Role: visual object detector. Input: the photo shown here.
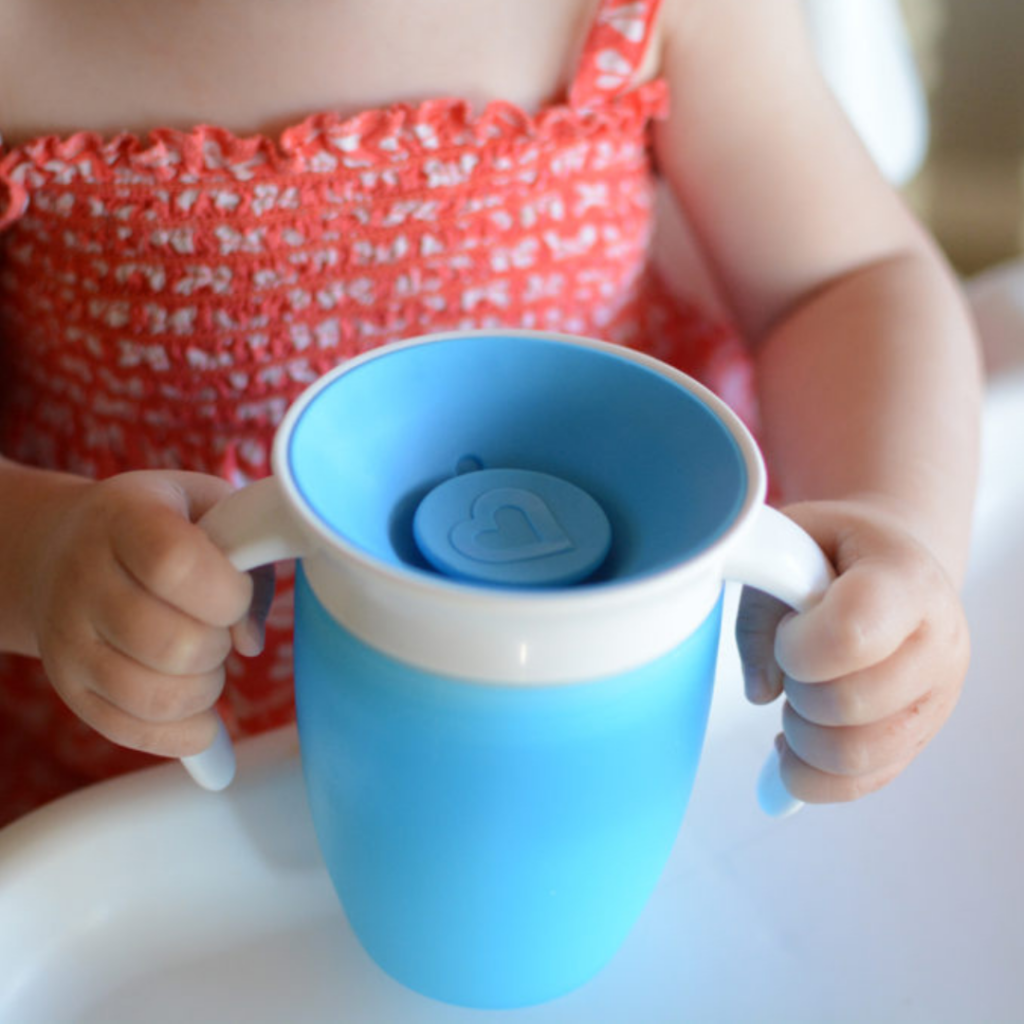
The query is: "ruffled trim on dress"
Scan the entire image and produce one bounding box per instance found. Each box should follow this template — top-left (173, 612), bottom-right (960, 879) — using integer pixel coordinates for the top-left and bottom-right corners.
top-left (0, 84), bottom-right (668, 231)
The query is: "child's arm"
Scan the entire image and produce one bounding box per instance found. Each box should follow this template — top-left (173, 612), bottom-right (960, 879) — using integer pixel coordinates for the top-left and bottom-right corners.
top-left (654, 0), bottom-right (982, 802)
top-left (0, 458), bottom-right (266, 757)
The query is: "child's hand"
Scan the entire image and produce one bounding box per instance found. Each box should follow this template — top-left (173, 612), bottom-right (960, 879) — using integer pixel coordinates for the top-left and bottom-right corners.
top-left (25, 471), bottom-right (273, 758)
top-left (736, 500), bottom-right (970, 803)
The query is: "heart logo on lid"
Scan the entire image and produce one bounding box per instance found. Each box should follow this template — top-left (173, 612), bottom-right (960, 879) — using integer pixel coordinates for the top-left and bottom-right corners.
top-left (449, 487), bottom-right (575, 564)
top-left (413, 467), bottom-right (612, 587)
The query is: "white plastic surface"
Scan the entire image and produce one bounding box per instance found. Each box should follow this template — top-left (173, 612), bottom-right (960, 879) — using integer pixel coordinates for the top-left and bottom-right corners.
top-left (183, 332), bottom-right (784, 793)
top-left (7, 303), bottom-right (1014, 1021)
top-left (261, 332), bottom-right (771, 688)
top-left (1, 360), bottom-right (1021, 1022)
top-left (199, 476), bottom-right (314, 575)
top-left (755, 746), bottom-right (803, 821)
top-left (724, 504), bottom-right (834, 616)
top-left (5, 357), bottom-right (1022, 1024)
top-left (178, 717), bottom-right (236, 792)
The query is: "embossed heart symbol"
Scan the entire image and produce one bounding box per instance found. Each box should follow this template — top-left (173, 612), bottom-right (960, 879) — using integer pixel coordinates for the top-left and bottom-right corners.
top-left (449, 487), bottom-right (575, 564)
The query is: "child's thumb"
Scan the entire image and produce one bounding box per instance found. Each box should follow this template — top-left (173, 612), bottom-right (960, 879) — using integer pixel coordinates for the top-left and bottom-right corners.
top-left (232, 563), bottom-right (276, 657)
top-left (735, 586), bottom-right (789, 704)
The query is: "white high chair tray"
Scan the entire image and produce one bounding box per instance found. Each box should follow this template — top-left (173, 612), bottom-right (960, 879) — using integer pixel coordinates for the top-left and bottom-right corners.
top-left (1, 373), bottom-right (1023, 1024)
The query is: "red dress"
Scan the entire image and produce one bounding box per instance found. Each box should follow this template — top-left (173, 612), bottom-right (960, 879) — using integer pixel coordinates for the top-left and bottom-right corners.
top-left (0, 0), bottom-right (753, 825)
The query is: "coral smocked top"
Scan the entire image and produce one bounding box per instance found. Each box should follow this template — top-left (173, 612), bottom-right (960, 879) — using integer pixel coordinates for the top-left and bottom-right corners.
top-left (0, 0), bottom-right (752, 821)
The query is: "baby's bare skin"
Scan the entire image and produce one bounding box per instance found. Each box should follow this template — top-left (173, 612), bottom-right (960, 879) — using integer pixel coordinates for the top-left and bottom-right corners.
top-left (8, 469), bottom-right (269, 755)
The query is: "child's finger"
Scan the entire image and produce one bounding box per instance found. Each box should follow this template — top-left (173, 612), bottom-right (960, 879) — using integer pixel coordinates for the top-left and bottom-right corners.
top-left (91, 660), bottom-right (227, 726)
top-left (230, 563), bottom-right (276, 657)
top-left (43, 637), bottom-right (224, 756)
top-left (74, 689), bottom-right (223, 758)
top-left (45, 630), bottom-right (226, 727)
top-left (781, 629), bottom-right (935, 726)
top-left (95, 565), bottom-right (234, 676)
top-left (780, 693), bottom-right (948, 779)
top-left (111, 498), bottom-right (253, 629)
top-left (775, 733), bottom-right (913, 804)
top-left (735, 586), bottom-right (788, 703)
top-left (774, 555), bottom-right (930, 683)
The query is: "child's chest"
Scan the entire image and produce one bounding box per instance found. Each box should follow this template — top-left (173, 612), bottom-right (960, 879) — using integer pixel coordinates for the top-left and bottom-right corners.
top-left (0, 0), bottom-right (603, 147)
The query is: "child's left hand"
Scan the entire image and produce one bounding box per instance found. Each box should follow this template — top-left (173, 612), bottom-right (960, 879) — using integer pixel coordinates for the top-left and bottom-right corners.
top-left (736, 499), bottom-right (970, 803)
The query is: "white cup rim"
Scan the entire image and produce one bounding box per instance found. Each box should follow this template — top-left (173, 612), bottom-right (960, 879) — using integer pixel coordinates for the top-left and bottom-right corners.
top-left (272, 328), bottom-right (766, 610)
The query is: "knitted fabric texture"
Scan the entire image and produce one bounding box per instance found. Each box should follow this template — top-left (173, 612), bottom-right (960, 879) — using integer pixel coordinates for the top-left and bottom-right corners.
top-left (0, 0), bottom-right (753, 823)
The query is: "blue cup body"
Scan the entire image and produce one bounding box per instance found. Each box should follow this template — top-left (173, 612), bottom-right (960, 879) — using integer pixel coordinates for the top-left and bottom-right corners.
top-left (295, 568), bottom-right (723, 1009)
top-left (275, 332), bottom-right (757, 1008)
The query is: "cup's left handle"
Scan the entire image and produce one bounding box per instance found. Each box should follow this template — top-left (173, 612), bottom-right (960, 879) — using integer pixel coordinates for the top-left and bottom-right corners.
top-left (180, 477), bottom-right (313, 791)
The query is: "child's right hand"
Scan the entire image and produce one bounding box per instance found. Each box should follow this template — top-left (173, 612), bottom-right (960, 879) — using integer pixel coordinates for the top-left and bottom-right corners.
top-left (24, 470), bottom-right (270, 758)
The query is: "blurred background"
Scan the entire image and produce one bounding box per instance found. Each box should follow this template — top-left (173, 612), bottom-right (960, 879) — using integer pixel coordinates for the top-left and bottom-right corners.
top-left (804, 0), bottom-right (1023, 275)
top-left (661, 0), bottom-right (1024, 351)
top-left (901, 0), bottom-right (1024, 274)
top-left (800, 0), bottom-right (1024, 376)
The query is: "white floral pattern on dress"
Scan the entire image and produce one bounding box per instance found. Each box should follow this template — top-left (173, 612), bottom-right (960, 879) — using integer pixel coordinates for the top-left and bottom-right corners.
top-left (0, 0), bottom-right (755, 823)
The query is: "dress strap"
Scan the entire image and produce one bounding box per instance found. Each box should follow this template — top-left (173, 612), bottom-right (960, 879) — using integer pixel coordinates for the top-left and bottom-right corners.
top-left (568, 0), bottom-right (665, 110)
top-left (0, 133), bottom-right (31, 232)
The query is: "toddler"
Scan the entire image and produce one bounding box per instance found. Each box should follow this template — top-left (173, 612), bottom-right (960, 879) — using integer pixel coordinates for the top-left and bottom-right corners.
top-left (0, 0), bottom-right (980, 825)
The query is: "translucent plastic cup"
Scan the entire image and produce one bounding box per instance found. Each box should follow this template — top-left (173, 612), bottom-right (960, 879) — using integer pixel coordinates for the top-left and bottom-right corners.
top-left (193, 331), bottom-right (833, 1008)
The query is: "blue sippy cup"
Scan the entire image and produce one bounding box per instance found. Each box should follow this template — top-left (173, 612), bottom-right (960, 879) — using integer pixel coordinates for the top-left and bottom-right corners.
top-left (193, 331), bottom-right (833, 1009)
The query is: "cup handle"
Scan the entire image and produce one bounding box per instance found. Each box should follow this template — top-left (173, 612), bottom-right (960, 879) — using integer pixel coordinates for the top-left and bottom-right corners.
top-left (180, 477), bottom-right (313, 791)
top-left (722, 504), bottom-right (836, 817)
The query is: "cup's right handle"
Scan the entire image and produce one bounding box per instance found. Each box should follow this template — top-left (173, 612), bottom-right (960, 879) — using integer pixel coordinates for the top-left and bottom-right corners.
top-left (722, 504), bottom-right (836, 817)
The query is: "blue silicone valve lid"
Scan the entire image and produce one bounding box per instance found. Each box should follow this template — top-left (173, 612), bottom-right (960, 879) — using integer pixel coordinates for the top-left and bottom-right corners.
top-left (413, 468), bottom-right (612, 588)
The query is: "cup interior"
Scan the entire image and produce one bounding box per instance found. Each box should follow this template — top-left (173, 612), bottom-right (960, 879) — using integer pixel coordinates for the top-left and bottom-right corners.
top-left (285, 334), bottom-right (750, 587)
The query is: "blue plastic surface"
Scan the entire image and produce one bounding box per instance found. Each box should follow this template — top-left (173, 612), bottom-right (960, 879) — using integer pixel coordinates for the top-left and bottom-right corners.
top-left (285, 335), bottom-right (750, 1007)
top-left (294, 567), bottom-right (724, 1009)
top-left (287, 335), bottom-right (748, 587)
top-left (413, 468), bottom-right (612, 587)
